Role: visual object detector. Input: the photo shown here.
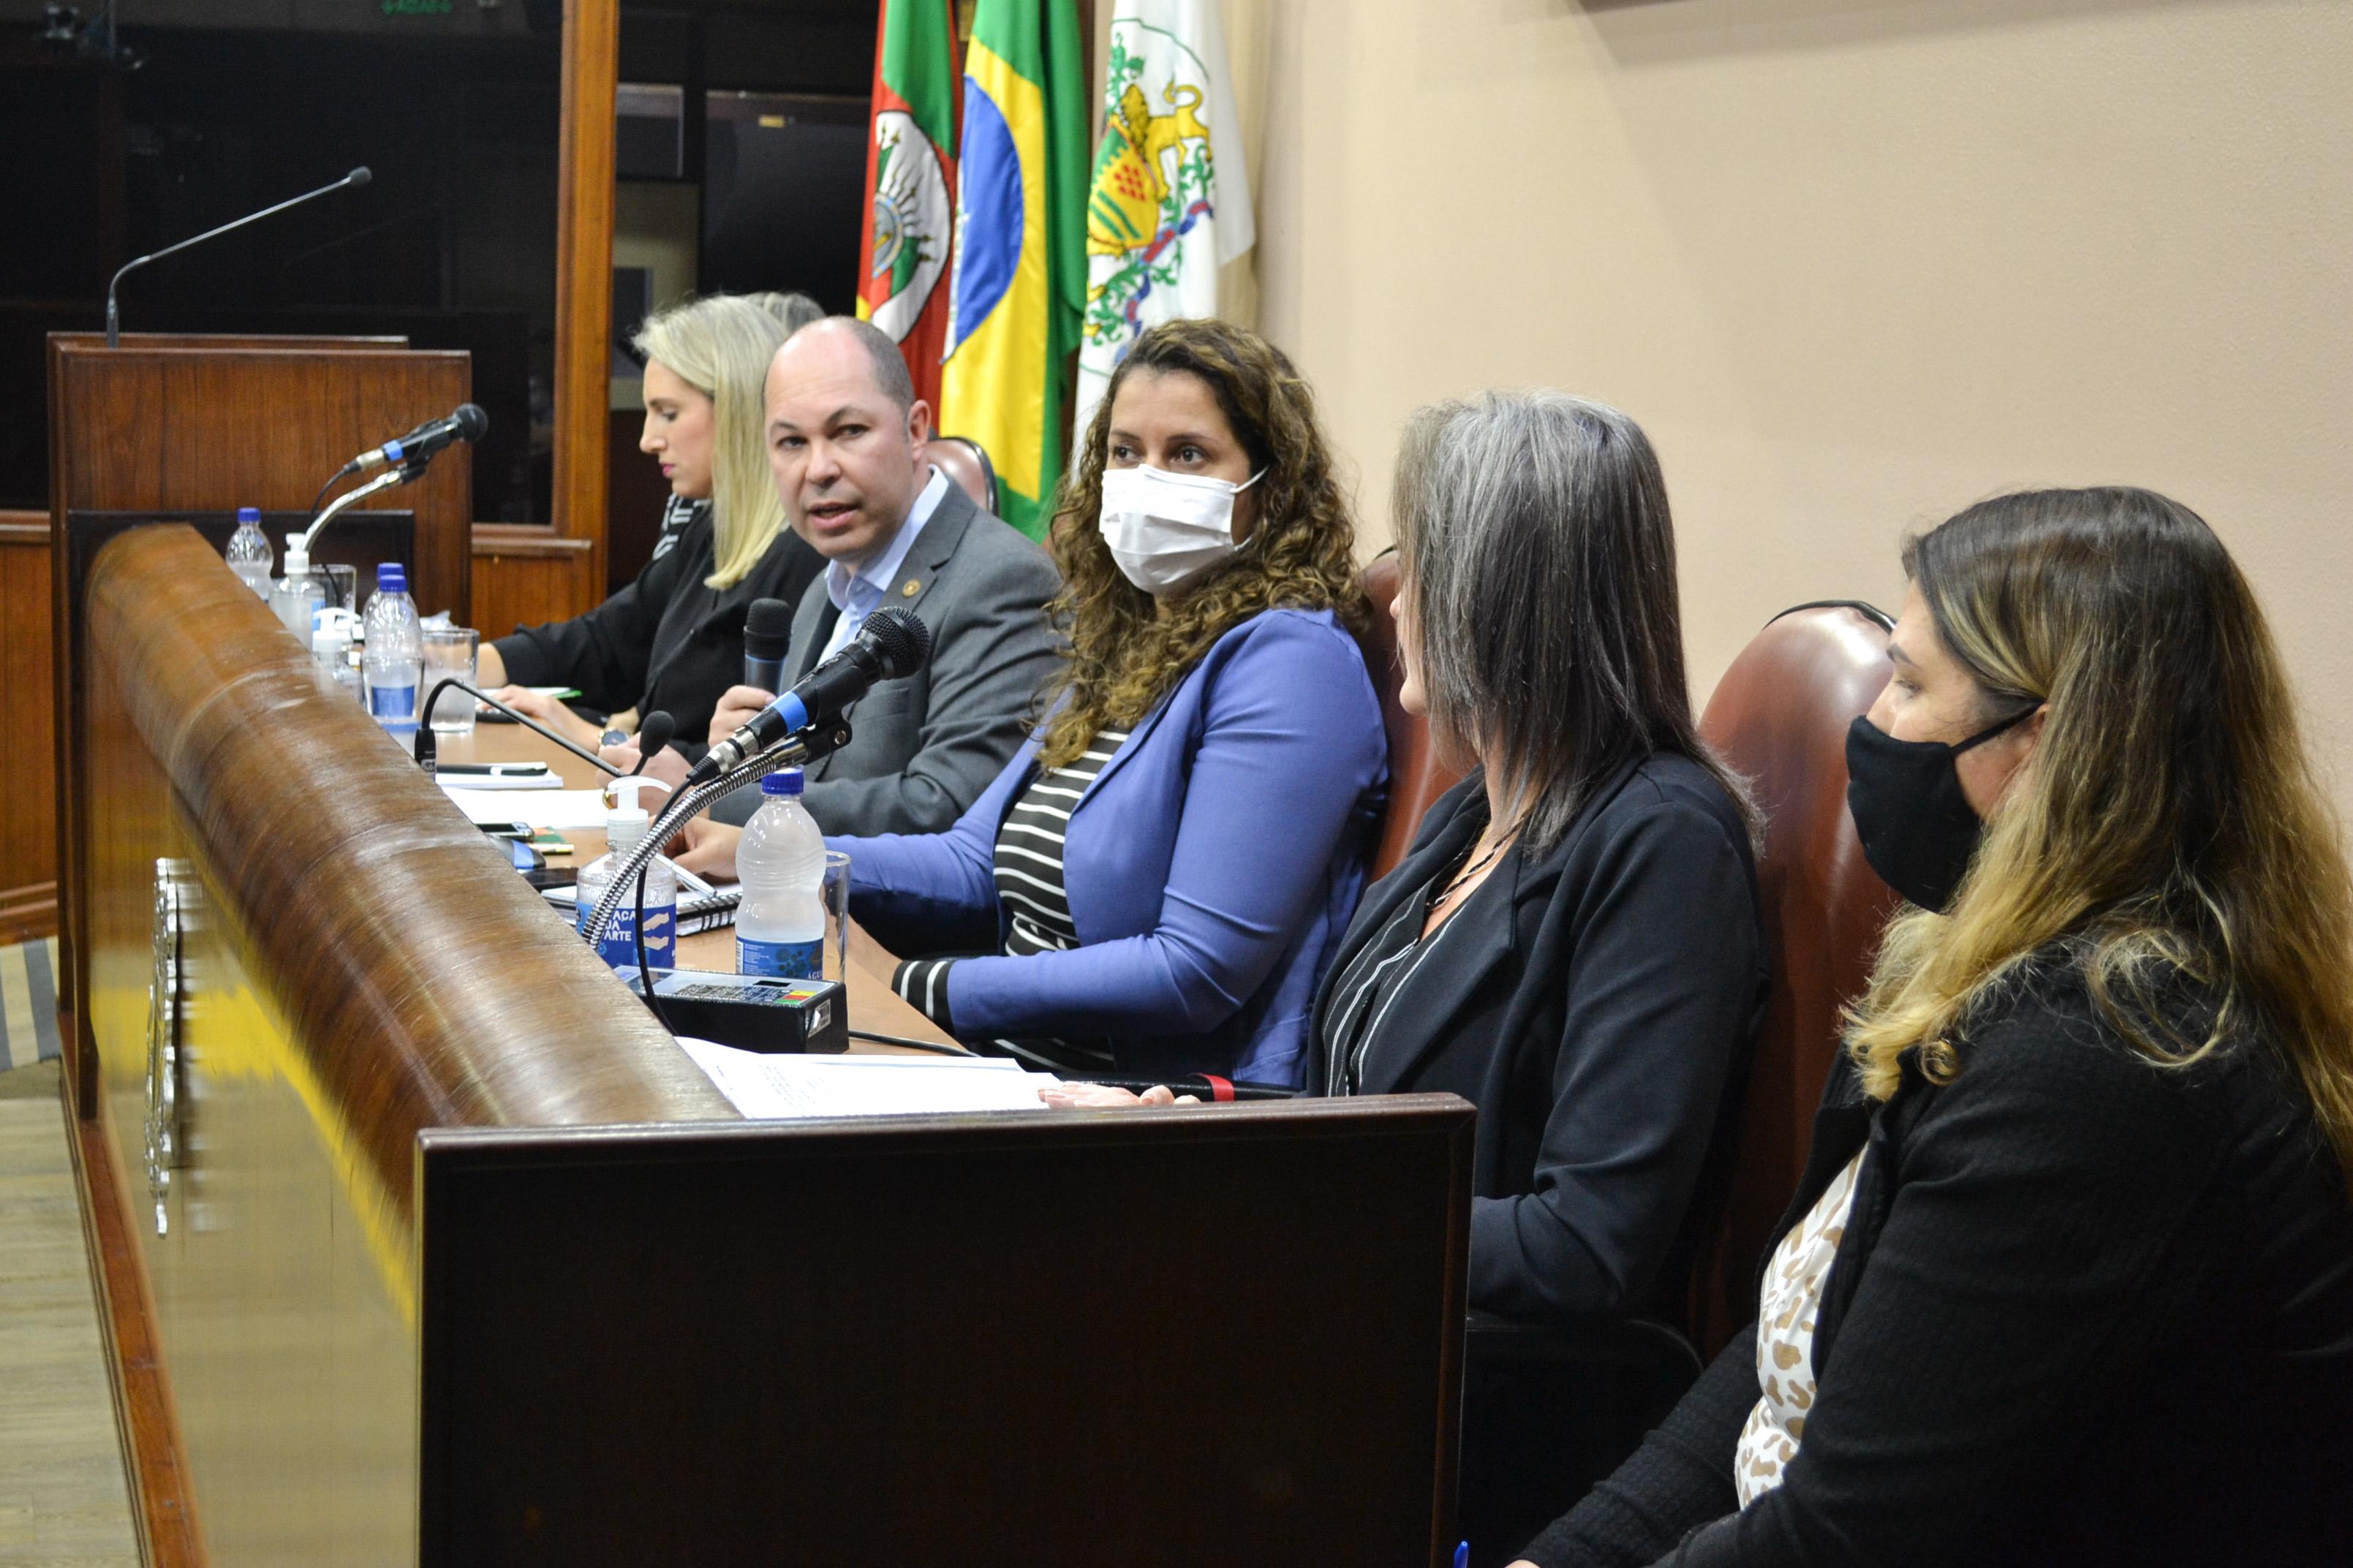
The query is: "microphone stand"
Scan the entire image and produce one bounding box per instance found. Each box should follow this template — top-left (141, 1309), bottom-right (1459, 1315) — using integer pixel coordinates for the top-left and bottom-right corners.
top-left (107, 167), bottom-right (371, 347)
top-left (301, 459), bottom-right (423, 555)
top-left (580, 719), bottom-right (853, 947)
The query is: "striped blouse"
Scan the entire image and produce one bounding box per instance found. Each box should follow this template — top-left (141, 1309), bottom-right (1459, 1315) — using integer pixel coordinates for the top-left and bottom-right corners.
top-left (893, 731), bottom-right (1130, 1071)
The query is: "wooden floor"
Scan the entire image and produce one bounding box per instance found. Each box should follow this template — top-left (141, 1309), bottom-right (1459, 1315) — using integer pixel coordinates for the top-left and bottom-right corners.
top-left (0, 1061), bottom-right (138, 1567)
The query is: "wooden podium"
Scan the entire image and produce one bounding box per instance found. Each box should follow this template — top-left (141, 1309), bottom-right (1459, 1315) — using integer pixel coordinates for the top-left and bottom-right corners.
top-left (44, 331), bottom-right (477, 996)
top-left (57, 517), bottom-right (1474, 1566)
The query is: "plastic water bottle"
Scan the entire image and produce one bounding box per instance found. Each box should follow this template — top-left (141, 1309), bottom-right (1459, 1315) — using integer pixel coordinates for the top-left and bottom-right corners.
top-left (362, 563), bottom-right (423, 736)
top-left (271, 534), bottom-right (325, 640)
top-left (226, 507), bottom-right (273, 599)
top-left (577, 778), bottom-right (677, 971)
top-left (311, 607), bottom-right (361, 703)
top-left (736, 768), bottom-right (826, 979)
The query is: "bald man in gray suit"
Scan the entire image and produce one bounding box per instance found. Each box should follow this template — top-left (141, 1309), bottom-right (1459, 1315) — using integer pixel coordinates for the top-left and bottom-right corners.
top-left (641, 317), bottom-right (1062, 877)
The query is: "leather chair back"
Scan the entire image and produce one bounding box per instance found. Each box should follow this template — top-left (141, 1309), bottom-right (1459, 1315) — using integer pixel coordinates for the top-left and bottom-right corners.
top-left (926, 436), bottom-right (1000, 517)
top-left (1685, 602), bottom-right (1900, 1352)
top-left (1356, 552), bottom-right (1468, 879)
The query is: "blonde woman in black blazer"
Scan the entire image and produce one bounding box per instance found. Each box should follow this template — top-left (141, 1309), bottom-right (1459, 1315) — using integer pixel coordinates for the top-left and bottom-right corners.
top-left (1519, 489), bottom-right (2353, 1567)
top-left (1051, 390), bottom-right (1769, 1323)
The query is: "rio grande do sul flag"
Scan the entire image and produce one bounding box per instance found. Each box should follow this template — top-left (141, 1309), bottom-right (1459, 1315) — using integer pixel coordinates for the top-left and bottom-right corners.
top-left (937, 0), bottom-right (1089, 540)
top-left (1072, 0), bottom-right (1255, 434)
top-left (855, 0), bottom-right (961, 412)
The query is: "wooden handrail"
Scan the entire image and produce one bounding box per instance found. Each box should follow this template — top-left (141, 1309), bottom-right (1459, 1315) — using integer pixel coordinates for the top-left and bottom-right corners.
top-left (84, 525), bottom-right (731, 1211)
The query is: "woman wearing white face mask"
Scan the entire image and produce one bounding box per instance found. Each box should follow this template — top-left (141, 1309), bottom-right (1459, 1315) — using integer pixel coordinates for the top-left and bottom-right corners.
top-left (827, 318), bottom-right (1387, 1086)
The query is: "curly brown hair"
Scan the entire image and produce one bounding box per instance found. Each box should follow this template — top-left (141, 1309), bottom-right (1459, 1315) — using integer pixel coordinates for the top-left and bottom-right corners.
top-left (1035, 318), bottom-right (1367, 769)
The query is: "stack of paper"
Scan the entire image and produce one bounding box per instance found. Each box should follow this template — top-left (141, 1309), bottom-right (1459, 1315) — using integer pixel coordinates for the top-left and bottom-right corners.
top-left (442, 786), bottom-right (616, 830)
top-left (678, 1038), bottom-right (1060, 1120)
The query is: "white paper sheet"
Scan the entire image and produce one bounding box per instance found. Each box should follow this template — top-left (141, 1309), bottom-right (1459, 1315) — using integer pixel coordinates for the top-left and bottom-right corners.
top-left (677, 1037), bottom-right (1057, 1120)
top-left (432, 771), bottom-right (561, 792)
top-left (441, 786), bottom-right (616, 830)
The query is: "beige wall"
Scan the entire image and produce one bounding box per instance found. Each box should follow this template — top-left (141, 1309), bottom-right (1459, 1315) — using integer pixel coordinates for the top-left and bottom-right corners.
top-left (1217, 0), bottom-right (2353, 803)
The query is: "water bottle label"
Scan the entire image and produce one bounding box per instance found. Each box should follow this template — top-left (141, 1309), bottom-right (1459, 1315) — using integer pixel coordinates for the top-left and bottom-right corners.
top-left (370, 681), bottom-right (419, 732)
top-left (581, 899), bottom-right (676, 970)
top-left (737, 935), bottom-right (823, 980)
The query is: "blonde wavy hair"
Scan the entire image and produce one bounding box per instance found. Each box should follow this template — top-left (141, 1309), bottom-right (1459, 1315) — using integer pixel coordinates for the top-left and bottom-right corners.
top-left (1033, 318), bottom-right (1367, 770)
top-left (1844, 488), bottom-right (2353, 1183)
top-left (632, 295), bottom-right (793, 591)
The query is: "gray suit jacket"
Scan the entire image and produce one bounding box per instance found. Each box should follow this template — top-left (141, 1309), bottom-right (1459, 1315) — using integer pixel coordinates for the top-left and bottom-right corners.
top-left (711, 481), bottom-right (1062, 837)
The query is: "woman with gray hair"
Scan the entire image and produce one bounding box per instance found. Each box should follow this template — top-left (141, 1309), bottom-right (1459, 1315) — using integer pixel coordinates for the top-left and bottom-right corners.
top-left (1049, 390), bottom-right (1766, 1325)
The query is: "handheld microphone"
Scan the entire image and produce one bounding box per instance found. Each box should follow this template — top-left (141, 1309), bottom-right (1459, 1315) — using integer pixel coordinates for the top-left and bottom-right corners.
top-left (347, 403), bottom-right (488, 476)
top-left (742, 597), bottom-right (793, 692)
top-left (629, 711), bottom-right (676, 776)
top-left (690, 607), bottom-right (932, 784)
top-left (106, 167), bottom-right (371, 347)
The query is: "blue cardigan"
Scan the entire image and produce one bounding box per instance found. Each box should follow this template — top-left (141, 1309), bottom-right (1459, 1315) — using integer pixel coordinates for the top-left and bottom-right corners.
top-left (829, 607), bottom-right (1389, 1086)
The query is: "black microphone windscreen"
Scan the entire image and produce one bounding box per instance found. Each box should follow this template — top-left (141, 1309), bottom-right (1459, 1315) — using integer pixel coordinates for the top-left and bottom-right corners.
top-left (860, 607), bottom-right (932, 678)
top-left (453, 403), bottom-right (488, 441)
top-left (634, 710), bottom-right (676, 762)
top-left (348, 166), bottom-right (374, 187)
top-left (744, 596), bottom-right (794, 656)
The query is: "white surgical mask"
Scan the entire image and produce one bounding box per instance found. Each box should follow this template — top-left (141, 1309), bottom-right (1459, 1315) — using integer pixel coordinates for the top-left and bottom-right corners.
top-left (1098, 463), bottom-right (1266, 594)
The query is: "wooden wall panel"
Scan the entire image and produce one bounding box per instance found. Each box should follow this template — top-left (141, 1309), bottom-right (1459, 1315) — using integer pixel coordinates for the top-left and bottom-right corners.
top-left (470, 529), bottom-right (596, 641)
top-left (552, 0), bottom-right (618, 582)
top-left (0, 514), bottom-right (55, 942)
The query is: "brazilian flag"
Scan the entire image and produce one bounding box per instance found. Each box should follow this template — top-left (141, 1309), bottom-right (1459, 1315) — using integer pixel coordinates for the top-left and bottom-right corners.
top-left (937, 0), bottom-right (1089, 540)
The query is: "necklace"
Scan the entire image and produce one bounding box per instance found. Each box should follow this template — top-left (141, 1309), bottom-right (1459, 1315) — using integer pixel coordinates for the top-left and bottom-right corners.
top-left (1432, 820), bottom-right (1519, 912)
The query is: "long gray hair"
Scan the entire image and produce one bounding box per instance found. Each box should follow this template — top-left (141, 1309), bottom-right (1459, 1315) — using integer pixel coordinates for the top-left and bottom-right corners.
top-left (1393, 390), bottom-right (1754, 855)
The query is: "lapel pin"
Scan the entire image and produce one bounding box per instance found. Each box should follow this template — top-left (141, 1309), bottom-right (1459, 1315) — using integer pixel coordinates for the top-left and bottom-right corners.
top-left (901, 579), bottom-right (921, 596)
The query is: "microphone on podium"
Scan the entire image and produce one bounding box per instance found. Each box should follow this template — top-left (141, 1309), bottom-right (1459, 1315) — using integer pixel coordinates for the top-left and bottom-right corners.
top-left (344, 404), bottom-right (488, 477)
top-left (742, 597), bottom-right (793, 692)
top-left (105, 167), bottom-right (371, 346)
top-left (690, 607), bottom-right (932, 786)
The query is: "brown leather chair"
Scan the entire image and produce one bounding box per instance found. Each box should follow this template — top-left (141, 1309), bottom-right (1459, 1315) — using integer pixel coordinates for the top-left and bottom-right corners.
top-left (1684, 602), bottom-right (1901, 1354)
top-left (1355, 551), bottom-right (1468, 877)
top-left (926, 435), bottom-right (1000, 517)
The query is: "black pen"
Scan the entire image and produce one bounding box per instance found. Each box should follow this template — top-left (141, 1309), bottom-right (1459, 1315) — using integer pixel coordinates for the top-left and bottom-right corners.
top-left (1070, 1075), bottom-right (1297, 1102)
top-left (436, 762), bottom-right (550, 777)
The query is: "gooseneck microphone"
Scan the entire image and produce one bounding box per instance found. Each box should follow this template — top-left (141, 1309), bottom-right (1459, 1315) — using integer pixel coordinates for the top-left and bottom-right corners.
top-left (743, 597), bottom-right (793, 691)
top-left (689, 607), bottom-right (932, 785)
top-left (106, 167), bottom-right (371, 347)
top-left (413, 679), bottom-right (623, 779)
top-left (628, 711), bottom-right (677, 776)
top-left (303, 402), bottom-right (488, 550)
top-left (344, 404), bottom-right (488, 477)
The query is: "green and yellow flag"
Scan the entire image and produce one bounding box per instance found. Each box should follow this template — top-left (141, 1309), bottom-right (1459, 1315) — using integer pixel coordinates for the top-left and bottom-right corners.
top-left (937, 0), bottom-right (1089, 539)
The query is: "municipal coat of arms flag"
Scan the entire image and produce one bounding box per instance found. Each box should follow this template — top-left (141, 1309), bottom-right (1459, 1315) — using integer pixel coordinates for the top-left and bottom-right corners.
top-left (1073, 0), bottom-right (1256, 436)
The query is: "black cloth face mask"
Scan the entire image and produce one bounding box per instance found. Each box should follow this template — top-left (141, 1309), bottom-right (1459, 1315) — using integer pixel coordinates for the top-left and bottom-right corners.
top-left (1845, 706), bottom-right (2036, 912)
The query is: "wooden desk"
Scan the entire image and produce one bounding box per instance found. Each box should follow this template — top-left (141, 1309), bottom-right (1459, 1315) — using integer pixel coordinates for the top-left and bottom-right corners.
top-left (61, 527), bottom-right (1473, 1568)
top-left (436, 720), bottom-right (953, 1051)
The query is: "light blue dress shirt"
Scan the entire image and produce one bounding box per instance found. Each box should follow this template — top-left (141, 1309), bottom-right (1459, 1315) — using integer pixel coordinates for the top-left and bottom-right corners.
top-left (820, 466), bottom-right (949, 659)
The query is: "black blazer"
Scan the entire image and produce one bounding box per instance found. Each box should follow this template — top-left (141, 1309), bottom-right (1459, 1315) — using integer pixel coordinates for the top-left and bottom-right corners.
top-left (1307, 756), bottom-right (1768, 1320)
top-left (488, 510), bottom-right (823, 759)
top-left (1526, 960), bottom-right (2353, 1567)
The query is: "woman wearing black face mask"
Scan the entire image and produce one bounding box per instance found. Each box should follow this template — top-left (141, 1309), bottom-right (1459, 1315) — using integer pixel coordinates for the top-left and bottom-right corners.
top-left (1517, 487), bottom-right (2353, 1568)
top-left (1843, 696), bottom-right (2036, 912)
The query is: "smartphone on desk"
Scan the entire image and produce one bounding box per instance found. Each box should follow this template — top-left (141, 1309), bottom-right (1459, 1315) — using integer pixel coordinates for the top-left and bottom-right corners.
top-left (505, 836), bottom-right (577, 890)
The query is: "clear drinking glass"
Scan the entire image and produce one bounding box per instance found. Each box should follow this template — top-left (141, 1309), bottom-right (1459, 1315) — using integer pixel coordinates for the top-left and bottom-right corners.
top-left (420, 626), bottom-right (480, 735)
top-left (822, 850), bottom-right (851, 983)
top-left (320, 563), bottom-right (359, 613)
